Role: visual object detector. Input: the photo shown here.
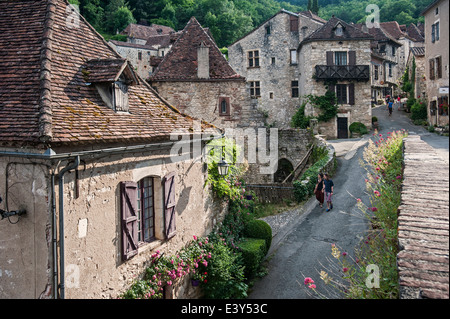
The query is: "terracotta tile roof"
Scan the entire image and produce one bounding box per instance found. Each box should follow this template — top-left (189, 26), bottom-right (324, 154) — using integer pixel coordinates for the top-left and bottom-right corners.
top-left (300, 17), bottom-right (372, 46)
top-left (406, 23), bottom-right (425, 42)
top-left (84, 58), bottom-right (137, 84)
top-left (145, 33), bottom-right (180, 48)
top-left (298, 10), bottom-right (327, 23)
top-left (353, 23), bottom-right (402, 46)
top-left (121, 23), bottom-right (175, 40)
top-left (0, 0), bottom-right (217, 148)
top-left (379, 21), bottom-right (407, 40)
top-left (109, 40), bottom-right (157, 51)
top-left (150, 17), bottom-right (244, 82)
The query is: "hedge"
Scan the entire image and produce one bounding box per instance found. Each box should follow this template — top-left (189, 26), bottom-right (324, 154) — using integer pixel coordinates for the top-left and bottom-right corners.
top-left (244, 219), bottom-right (272, 254)
top-left (239, 238), bottom-right (266, 277)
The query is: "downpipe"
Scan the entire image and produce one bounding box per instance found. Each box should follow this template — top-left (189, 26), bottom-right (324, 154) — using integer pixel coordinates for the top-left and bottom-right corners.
top-left (57, 156), bottom-right (80, 299)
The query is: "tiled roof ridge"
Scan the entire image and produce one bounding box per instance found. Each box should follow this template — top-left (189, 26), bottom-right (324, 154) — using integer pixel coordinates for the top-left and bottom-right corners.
top-left (38, 0), bottom-right (57, 143)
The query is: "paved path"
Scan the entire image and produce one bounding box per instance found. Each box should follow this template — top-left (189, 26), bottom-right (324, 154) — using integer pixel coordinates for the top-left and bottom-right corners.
top-left (248, 106), bottom-right (449, 299)
top-left (397, 136), bottom-right (449, 299)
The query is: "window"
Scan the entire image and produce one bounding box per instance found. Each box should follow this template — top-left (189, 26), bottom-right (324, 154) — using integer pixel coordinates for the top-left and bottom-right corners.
top-left (249, 81), bottom-right (261, 97)
top-left (265, 25), bottom-right (271, 35)
top-left (290, 15), bottom-right (299, 32)
top-left (138, 51), bottom-right (142, 61)
top-left (271, 57), bottom-right (276, 65)
top-left (436, 22), bottom-right (440, 41)
top-left (219, 97), bottom-right (230, 116)
top-left (392, 46), bottom-right (396, 57)
top-left (248, 50), bottom-right (260, 68)
top-left (336, 84), bottom-right (347, 104)
top-left (137, 177), bottom-right (155, 242)
top-left (335, 52), bottom-right (347, 65)
top-left (291, 81), bottom-right (299, 98)
top-left (374, 65), bottom-right (379, 81)
top-left (120, 172), bottom-right (176, 261)
top-left (436, 7), bottom-right (439, 15)
top-left (335, 25), bottom-right (343, 36)
top-left (290, 50), bottom-right (297, 65)
top-left (436, 56), bottom-right (442, 78)
top-left (388, 63), bottom-right (393, 77)
top-left (430, 58), bottom-right (435, 80)
top-left (269, 92), bottom-right (274, 99)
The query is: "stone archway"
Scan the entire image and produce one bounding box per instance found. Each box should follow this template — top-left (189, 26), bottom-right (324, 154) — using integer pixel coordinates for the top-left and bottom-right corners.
top-left (274, 158), bottom-right (294, 183)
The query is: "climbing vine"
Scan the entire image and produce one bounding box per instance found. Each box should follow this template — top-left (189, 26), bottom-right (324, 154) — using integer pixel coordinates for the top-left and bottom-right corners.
top-left (305, 90), bottom-right (339, 123)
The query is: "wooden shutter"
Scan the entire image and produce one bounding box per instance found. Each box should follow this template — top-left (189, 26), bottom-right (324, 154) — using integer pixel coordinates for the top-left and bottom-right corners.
top-left (120, 181), bottom-right (139, 261)
top-left (163, 172), bottom-right (177, 239)
top-left (326, 51), bottom-right (334, 65)
top-left (114, 81), bottom-right (129, 112)
top-left (348, 83), bottom-right (355, 105)
top-left (348, 51), bottom-right (356, 65)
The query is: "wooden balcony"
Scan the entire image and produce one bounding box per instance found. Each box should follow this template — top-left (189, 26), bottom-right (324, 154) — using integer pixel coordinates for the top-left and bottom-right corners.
top-left (314, 65), bottom-right (370, 81)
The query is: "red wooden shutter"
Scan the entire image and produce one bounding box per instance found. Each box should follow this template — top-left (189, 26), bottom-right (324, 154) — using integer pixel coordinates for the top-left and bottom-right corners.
top-left (348, 51), bottom-right (356, 65)
top-left (164, 172), bottom-right (177, 239)
top-left (326, 51), bottom-right (334, 65)
top-left (120, 181), bottom-right (139, 261)
top-left (348, 83), bottom-right (355, 105)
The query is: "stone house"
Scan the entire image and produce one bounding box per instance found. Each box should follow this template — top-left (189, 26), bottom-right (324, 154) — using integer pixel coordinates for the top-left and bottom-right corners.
top-left (355, 23), bottom-right (403, 102)
top-left (149, 17), bottom-right (263, 129)
top-left (406, 46), bottom-right (427, 100)
top-left (299, 17), bottom-right (373, 139)
top-left (121, 22), bottom-right (175, 45)
top-left (110, 28), bottom-right (179, 80)
top-left (0, 0), bottom-right (225, 299)
top-left (422, 0), bottom-right (449, 126)
top-left (228, 10), bottom-right (326, 128)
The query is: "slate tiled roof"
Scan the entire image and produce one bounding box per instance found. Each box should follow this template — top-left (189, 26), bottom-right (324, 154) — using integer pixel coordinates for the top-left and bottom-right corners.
top-left (298, 10), bottom-right (327, 23)
top-left (353, 23), bottom-right (402, 46)
top-left (121, 23), bottom-right (175, 40)
top-left (300, 17), bottom-right (372, 46)
top-left (149, 17), bottom-right (244, 82)
top-left (84, 59), bottom-right (135, 83)
top-left (0, 0), bottom-right (216, 147)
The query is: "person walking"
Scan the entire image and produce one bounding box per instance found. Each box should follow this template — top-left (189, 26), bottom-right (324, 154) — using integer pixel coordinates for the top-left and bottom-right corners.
top-left (388, 99), bottom-right (393, 116)
top-left (322, 173), bottom-right (334, 212)
top-left (314, 173), bottom-right (324, 208)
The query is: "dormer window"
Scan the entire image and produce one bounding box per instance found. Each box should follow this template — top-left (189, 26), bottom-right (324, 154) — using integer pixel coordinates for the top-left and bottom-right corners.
top-left (84, 58), bottom-right (138, 113)
top-left (335, 24), bottom-right (344, 36)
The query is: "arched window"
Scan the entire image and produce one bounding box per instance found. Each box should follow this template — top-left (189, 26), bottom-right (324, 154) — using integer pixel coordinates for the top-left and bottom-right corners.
top-left (219, 97), bottom-right (230, 116)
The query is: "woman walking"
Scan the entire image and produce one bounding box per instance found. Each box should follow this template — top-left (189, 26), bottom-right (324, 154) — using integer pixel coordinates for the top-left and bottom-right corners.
top-left (314, 173), bottom-right (324, 208)
top-left (322, 173), bottom-right (334, 212)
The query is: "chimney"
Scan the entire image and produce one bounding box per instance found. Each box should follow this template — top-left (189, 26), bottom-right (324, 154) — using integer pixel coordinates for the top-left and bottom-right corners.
top-left (197, 42), bottom-right (210, 79)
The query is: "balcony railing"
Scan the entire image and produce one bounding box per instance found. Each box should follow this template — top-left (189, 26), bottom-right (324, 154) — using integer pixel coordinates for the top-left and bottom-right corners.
top-left (314, 65), bottom-right (370, 81)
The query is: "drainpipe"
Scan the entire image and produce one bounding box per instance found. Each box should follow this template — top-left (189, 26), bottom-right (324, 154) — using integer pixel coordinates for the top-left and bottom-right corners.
top-left (51, 172), bottom-right (57, 299)
top-left (58, 156), bottom-right (80, 299)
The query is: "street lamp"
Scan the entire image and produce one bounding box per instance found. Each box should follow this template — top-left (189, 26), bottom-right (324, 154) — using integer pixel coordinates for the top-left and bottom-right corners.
top-left (217, 145), bottom-right (229, 176)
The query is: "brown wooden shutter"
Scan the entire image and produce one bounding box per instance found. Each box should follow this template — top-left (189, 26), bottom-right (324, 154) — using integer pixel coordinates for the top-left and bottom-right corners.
top-left (326, 51), bottom-right (334, 65)
top-left (348, 83), bottom-right (355, 105)
top-left (327, 83), bottom-right (335, 94)
top-left (120, 181), bottom-right (139, 261)
top-left (348, 51), bottom-right (356, 65)
top-left (163, 172), bottom-right (177, 239)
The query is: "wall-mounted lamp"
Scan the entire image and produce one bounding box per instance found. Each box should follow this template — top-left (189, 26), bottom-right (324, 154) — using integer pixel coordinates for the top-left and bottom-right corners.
top-left (217, 145), bottom-right (229, 176)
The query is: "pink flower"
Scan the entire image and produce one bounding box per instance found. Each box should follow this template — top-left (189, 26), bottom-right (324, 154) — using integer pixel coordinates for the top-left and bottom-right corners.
top-left (304, 277), bottom-right (314, 285)
top-left (342, 252), bottom-right (347, 256)
top-left (308, 284), bottom-right (316, 289)
top-left (369, 207), bottom-right (378, 212)
top-left (396, 175), bottom-right (402, 179)
top-left (193, 235), bottom-right (197, 240)
top-left (374, 190), bottom-right (381, 197)
top-left (343, 267), bottom-right (349, 273)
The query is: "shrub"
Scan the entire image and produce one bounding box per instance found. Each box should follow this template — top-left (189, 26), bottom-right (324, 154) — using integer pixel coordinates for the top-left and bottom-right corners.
top-left (244, 219), bottom-right (272, 254)
top-left (349, 122), bottom-right (368, 136)
top-left (238, 238), bottom-right (266, 277)
top-left (410, 100), bottom-right (427, 120)
top-left (291, 103), bottom-right (314, 129)
top-left (293, 155), bottom-right (330, 202)
top-left (372, 116), bottom-right (378, 123)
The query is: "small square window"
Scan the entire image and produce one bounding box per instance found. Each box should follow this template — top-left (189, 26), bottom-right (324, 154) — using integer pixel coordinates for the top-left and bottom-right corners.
top-left (250, 81), bottom-right (261, 97)
top-left (291, 81), bottom-right (299, 98)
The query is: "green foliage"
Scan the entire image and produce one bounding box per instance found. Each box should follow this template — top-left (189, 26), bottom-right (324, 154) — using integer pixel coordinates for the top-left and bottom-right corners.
top-left (244, 219), bottom-right (272, 254)
top-left (410, 99), bottom-right (427, 121)
top-left (349, 122), bottom-right (368, 136)
top-left (305, 90), bottom-right (338, 123)
top-left (239, 238), bottom-right (266, 277)
top-left (372, 116), bottom-right (378, 123)
top-left (291, 102), bottom-right (314, 129)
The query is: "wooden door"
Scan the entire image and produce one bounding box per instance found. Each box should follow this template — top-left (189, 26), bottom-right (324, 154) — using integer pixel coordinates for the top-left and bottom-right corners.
top-left (337, 117), bottom-right (348, 139)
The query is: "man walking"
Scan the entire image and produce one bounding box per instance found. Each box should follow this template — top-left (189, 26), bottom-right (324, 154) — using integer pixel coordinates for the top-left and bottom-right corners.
top-left (388, 99), bottom-right (393, 116)
top-left (322, 173), bottom-right (334, 212)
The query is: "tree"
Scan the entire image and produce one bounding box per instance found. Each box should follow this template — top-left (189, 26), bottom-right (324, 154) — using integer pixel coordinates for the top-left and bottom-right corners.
top-left (112, 6), bottom-right (136, 34)
top-left (311, 0), bottom-right (319, 14)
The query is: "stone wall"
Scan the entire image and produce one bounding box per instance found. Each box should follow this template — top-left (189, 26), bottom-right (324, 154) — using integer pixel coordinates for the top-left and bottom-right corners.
top-left (0, 145), bottom-right (227, 299)
top-left (299, 40), bottom-right (372, 139)
top-left (151, 80), bottom-right (263, 129)
top-left (229, 12), bottom-right (305, 128)
top-left (110, 42), bottom-right (157, 80)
